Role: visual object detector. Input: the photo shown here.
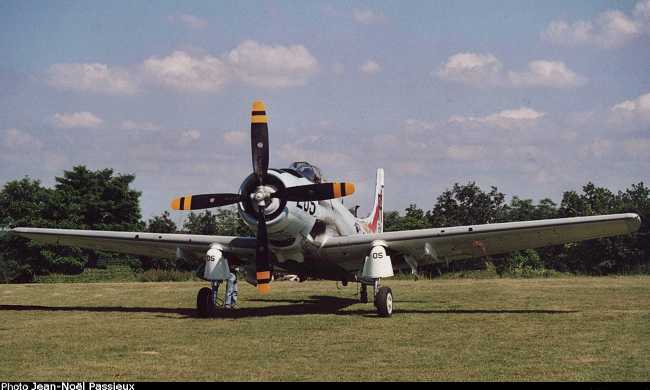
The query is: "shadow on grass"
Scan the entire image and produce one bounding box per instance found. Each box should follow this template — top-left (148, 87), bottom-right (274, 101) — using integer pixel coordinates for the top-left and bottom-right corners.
top-left (0, 304), bottom-right (195, 316)
top-left (0, 295), bottom-right (578, 319)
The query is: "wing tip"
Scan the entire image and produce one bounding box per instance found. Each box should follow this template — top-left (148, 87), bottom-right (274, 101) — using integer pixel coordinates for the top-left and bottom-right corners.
top-left (625, 213), bottom-right (642, 233)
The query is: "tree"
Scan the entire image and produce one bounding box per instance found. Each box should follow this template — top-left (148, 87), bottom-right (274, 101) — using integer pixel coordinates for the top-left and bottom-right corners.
top-left (213, 207), bottom-right (252, 236)
top-left (557, 182), bottom-right (630, 274)
top-left (137, 211), bottom-right (179, 270)
top-left (0, 177), bottom-right (51, 228)
top-left (54, 166), bottom-right (144, 268)
top-left (54, 166), bottom-right (142, 231)
top-left (427, 182), bottom-right (506, 227)
top-left (384, 204), bottom-right (429, 232)
top-left (146, 211), bottom-right (177, 234)
top-left (383, 211), bottom-right (402, 232)
top-left (618, 182), bottom-right (650, 272)
top-left (182, 208), bottom-right (252, 236)
top-left (0, 178), bottom-right (55, 280)
top-left (182, 211), bottom-right (219, 235)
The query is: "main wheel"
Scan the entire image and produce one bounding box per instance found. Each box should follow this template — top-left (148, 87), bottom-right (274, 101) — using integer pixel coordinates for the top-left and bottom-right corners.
top-left (375, 287), bottom-right (393, 317)
top-left (196, 287), bottom-right (216, 318)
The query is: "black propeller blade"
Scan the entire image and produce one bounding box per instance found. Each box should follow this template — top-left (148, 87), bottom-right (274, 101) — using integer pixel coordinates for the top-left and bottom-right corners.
top-left (170, 100), bottom-right (357, 295)
top-left (255, 208), bottom-right (272, 294)
top-left (275, 182), bottom-right (356, 202)
top-left (251, 101), bottom-right (269, 184)
top-left (171, 193), bottom-right (243, 211)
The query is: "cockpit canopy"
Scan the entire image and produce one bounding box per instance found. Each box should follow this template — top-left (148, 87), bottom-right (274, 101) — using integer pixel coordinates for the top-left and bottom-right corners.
top-left (288, 161), bottom-right (323, 183)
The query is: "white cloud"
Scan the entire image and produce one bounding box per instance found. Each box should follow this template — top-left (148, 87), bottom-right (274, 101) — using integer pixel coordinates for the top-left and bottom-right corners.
top-left (142, 41), bottom-right (318, 92)
top-left (225, 40), bottom-right (319, 87)
top-left (180, 129), bottom-right (201, 145)
top-left (580, 138), bottom-right (612, 158)
top-left (446, 144), bottom-right (486, 161)
top-left (352, 8), bottom-right (387, 25)
top-left (43, 152), bottom-right (70, 172)
top-left (609, 92), bottom-right (650, 128)
top-left (394, 161), bottom-right (425, 176)
top-left (279, 143), bottom-right (352, 168)
top-left (120, 120), bottom-right (160, 131)
top-left (142, 51), bottom-right (230, 92)
top-left (542, 1), bottom-right (650, 48)
top-left (360, 60), bottom-right (381, 75)
top-left (436, 52), bottom-right (502, 86)
top-left (46, 63), bottom-right (139, 95)
top-left (49, 41), bottom-right (319, 94)
top-left (332, 62), bottom-right (345, 75)
top-left (169, 13), bottom-right (208, 29)
top-left (223, 131), bottom-right (246, 145)
top-left (635, 0), bottom-right (650, 21)
top-left (611, 92), bottom-right (650, 114)
top-left (52, 112), bottom-right (104, 129)
top-left (507, 60), bottom-right (586, 88)
top-left (623, 138), bottom-right (650, 159)
top-left (437, 53), bottom-right (585, 88)
top-left (403, 118), bottom-right (436, 131)
top-left (2, 128), bottom-right (43, 151)
top-left (449, 107), bottom-right (545, 129)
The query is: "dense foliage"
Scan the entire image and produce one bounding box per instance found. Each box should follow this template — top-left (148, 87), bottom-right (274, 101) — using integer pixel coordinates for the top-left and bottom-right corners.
top-left (384, 181), bottom-right (649, 276)
top-left (0, 167), bottom-right (143, 281)
top-left (0, 166), bottom-right (647, 282)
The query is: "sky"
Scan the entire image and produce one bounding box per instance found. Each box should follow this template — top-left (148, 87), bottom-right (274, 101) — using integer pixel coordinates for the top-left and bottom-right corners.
top-left (1, 0), bottom-right (649, 225)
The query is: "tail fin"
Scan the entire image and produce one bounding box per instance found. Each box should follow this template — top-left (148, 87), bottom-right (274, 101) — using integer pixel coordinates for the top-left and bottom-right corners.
top-left (362, 168), bottom-right (384, 233)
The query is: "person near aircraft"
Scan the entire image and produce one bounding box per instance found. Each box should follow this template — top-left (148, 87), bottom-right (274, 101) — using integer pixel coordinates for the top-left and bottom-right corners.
top-left (224, 261), bottom-right (238, 309)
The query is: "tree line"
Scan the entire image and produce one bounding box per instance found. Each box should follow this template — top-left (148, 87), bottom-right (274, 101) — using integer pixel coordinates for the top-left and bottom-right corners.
top-left (0, 166), bottom-right (648, 282)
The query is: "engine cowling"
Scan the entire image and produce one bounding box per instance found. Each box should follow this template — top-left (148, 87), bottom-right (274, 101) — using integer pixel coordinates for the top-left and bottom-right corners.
top-left (237, 170), bottom-right (316, 241)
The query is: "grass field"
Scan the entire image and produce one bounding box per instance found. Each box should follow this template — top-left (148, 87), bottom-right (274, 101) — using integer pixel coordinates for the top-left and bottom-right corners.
top-left (1, 277), bottom-right (649, 381)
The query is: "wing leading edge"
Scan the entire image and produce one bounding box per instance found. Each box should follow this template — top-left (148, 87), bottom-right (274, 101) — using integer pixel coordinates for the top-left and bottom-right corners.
top-left (10, 227), bottom-right (256, 260)
top-left (319, 213), bottom-right (641, 269)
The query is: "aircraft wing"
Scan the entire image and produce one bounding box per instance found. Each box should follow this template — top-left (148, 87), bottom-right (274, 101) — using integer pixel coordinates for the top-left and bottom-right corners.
top-left (10, 227), bottom-right (256, 261)
top-left (318, 213), bottom-right (641, 270)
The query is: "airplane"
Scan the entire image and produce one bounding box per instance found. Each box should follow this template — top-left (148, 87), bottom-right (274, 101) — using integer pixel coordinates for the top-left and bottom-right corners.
top-left (11, 101), bottom-right (642, 317)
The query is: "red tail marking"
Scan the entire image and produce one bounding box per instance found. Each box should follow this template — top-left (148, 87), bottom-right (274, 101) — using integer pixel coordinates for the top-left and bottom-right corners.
top-left (368, 193), bottom-right (382, 233)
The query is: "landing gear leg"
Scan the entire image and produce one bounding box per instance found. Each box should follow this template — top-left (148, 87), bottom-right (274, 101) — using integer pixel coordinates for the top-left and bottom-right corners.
top-left (360, 284), bottom-right (368, 303)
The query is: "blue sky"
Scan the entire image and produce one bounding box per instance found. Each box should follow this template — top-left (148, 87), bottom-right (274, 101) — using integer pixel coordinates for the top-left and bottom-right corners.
top-left (1, 1), bottom-right (648, 224)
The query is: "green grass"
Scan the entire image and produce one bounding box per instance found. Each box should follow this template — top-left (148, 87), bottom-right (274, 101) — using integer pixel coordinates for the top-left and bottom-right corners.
top-left (35, 266), bottom-right (138, 283)
top-left (1, 277), bottom-right (649, 381)
top-left (34, 266), bottom-right (198, 283)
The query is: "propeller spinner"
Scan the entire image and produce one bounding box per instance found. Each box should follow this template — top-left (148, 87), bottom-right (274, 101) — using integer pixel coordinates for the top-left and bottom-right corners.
top-left (170, 101), bottom-right (356, 294)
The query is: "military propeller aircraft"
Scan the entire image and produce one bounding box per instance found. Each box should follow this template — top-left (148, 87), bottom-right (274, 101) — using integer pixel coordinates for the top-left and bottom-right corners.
top-left (12, 101), bottom-right (642, 317)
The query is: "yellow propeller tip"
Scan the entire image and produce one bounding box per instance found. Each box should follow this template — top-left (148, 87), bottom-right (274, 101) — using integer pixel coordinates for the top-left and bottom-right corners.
top-left (171, 196), bottom-right (192, 211)
top-left (252, 100), bottom-right (266, 111)
top-left (257, 283), bottom-right (271, 294)
top-left (332, 182), bottom-right (356, 198)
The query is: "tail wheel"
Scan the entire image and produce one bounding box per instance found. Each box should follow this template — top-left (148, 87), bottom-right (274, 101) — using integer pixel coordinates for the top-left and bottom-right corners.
top-left (197, 287), bottom-right (216, 317)
top-left (375, 287), bottom-right (393, 317)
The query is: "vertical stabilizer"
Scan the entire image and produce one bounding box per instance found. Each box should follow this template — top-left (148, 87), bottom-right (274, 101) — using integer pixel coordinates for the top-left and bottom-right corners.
top-left (362, 168), bottom-right (384, 233)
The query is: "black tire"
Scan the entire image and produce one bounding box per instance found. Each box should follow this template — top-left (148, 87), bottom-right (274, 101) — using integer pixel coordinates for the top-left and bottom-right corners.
top-left (196, 287), bottom-right (216, 318)
top-left (375, 287), bottom-right (393, 317)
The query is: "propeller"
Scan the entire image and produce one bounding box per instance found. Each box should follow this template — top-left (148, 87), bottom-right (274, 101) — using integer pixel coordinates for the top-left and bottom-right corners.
top-left (170, 100), bottom-right (356, 294)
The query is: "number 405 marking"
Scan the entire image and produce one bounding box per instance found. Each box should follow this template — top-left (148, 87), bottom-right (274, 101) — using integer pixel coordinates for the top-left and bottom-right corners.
top-left (296, 201), bottom-right (316, 215)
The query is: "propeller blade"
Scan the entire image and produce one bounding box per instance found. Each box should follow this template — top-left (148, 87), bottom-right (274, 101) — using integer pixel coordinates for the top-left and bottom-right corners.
top-left (275, 182), bottom-right (356, 202)
top-left (251, 100), bottom-right (269, 183)
top-left (255, 208), bottom-right (272, 294)
top-left (170, 193), bottom-right (243, 211)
